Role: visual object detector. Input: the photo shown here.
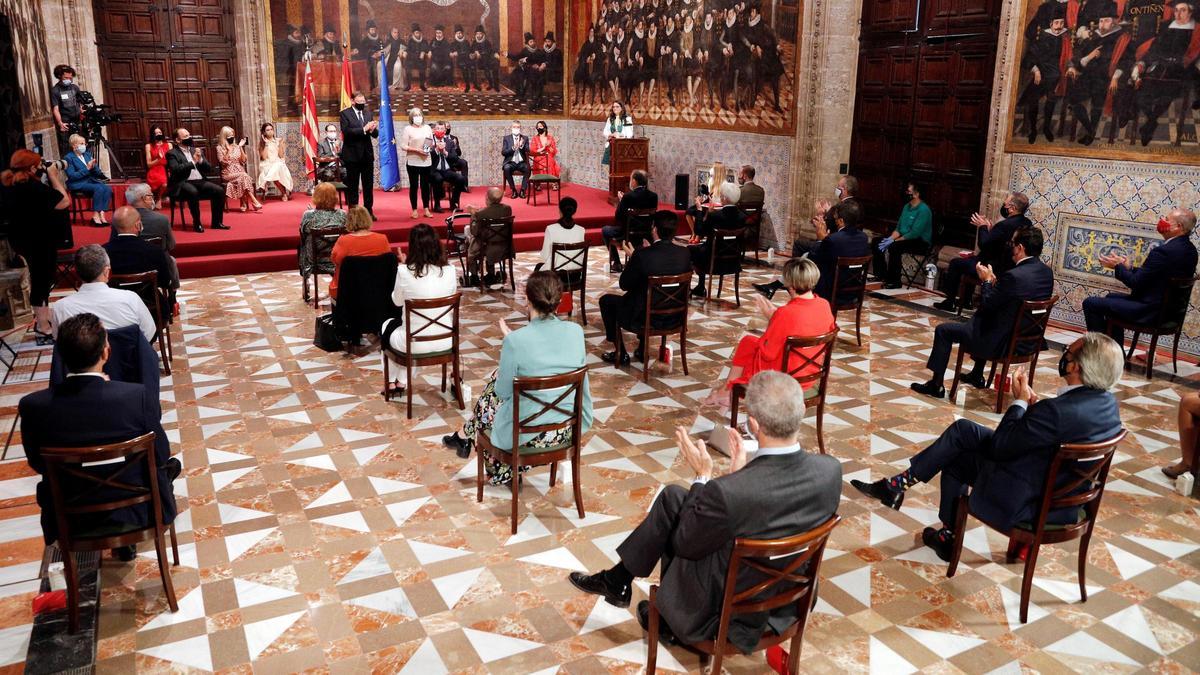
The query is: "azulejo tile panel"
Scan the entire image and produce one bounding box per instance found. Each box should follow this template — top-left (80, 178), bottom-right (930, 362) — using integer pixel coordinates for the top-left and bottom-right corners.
top-left (1011, 153), bottom-right (1200, 356)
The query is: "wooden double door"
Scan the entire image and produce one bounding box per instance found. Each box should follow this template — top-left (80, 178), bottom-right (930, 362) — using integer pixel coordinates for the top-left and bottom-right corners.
top-left (94, 0), bottom-right (241, 174)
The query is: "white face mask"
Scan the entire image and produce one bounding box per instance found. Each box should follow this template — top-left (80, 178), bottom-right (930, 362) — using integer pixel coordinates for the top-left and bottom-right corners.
top-left (413, 115), bottom-right (423, 125)
top-left (512, 128), bottom-right (521, 136)
top-left (326, 131), bottom-right (338, 139)
top-left (835, 186), bottom-right (844, 198)
top-left (74, 144), bottom-right (86, 154)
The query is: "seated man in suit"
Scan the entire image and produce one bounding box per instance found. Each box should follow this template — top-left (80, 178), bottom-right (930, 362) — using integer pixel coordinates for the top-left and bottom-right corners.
top-left (599, 210), bottom-right (691, 365)
top-left (853, 332), bottom-right (1124, 560)
top-left (911, 227), bottom-right (1055, 399)
top-left (1083, 207), bottom-right (1199, 350)
top-left (754, 200), bottom-right (871, 304)
top-left (105, 207), bottom-right (177, 308)
top-left (934, 192), bottom-right (1032, 313)
top-left (690, 180), bottom-right (745, 298)
top-left (314, 123), bottom-right (345, 185)
top-left (429, 121), bottom-right (466, 213)
top-left (602, 169), bottom-right (659, 273)
top-left (166, 127), bottom-right (227, 233)
top-left (501, 121), bottom-right (530, 199)
top-left (569, 370), bottom-right (842, 649)
top-left (123, 183), bottom-right (179, 288)
top-left (465, 187), bottom-right (514, 287)
top-left (737, 164), bottom-right (764, 205)
top-left (52, 245), bottom-right (156, 343)
top-left (20, 313), bottom-right (181, 560)
top-left (445, 122), bottom-right (469, 190)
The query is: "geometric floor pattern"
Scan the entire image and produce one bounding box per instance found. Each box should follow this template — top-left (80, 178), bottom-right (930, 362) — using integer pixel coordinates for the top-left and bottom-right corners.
top-left (0, 251), bottom-right (1196, 673)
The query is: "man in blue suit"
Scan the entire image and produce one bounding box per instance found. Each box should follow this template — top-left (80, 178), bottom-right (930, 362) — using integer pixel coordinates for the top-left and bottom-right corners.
top-left (19, 313), bottom-right (179, 561)
top-left (934, 192), bottom-right (1032, 313)
top-left (853, 332), bottom-right (1125, 561)
top-left (912, 227), bottom-right (1056, 399)
top-left (1082, 208), bottom-right (1198, 350)
top-left (754, 200), bottom-right (871, 304)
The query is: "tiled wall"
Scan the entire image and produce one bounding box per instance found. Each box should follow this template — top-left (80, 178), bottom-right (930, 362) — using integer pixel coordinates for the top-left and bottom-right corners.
top-left (1009, 153), bottom-right (1200, 356)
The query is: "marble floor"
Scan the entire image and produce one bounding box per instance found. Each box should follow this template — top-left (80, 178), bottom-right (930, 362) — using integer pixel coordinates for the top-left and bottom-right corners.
top-left (0, 253), bottom-right (1197, 674)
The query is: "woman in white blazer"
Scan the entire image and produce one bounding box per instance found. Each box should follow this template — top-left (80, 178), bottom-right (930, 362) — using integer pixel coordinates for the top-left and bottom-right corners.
top-left (381, 223), bottom-right (458, 370)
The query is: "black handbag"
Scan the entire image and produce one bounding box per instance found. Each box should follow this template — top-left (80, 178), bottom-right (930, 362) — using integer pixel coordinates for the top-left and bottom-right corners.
top-left (313, 313), bottom-right (341, 352)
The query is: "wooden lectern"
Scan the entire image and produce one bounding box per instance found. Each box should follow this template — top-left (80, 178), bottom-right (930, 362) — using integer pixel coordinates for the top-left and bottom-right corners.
top-left (607, 138), bottom-right (649, 205)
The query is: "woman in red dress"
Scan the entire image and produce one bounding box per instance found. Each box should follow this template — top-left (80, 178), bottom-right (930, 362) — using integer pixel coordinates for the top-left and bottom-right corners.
top-left (703, 257), bottom-right (836, 408)
top-left (143, 125), bottom-right (171, 208)
top-left (529, 120), bottom-right (560, 176)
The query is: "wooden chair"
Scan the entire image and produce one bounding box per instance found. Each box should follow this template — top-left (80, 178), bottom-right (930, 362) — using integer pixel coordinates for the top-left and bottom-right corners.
top-left (646, 514), bottom-right (842, 675)
top-left (738, 200), bottom-right (764, 264)
top-left (69, 190), bottom-right (100, 225)
top-left (475, 366), bottom-right (589, 534)
top-left (42, 431), bottom-right (180, 633)
top-left (1106, 275), bottom-right (1195, 380)
top-left (830, 254), bottom-right (872, 346)
top-left (900, 220), bottom-right (945, 289)
top-left (949, 296), bottom-right (1058, 413)
top-left (946, 429), bottom-right (1127, 624)
top-left (619, 272), bottom-right (693, 382)
top-left (622, 208), bottom-right (657, 262)
top-left (142, 235), bottom-right (165, 250)
top-left (382, 294), bottom-right (464, 419)
top-left (551, 241), bottom-right (589, 325)
top-left (108, 271), bottom-right (173, 374)
top-left (301, 226), bottom-right (346, 307)
top-left (443, 213), bottom-right (472, 280)
top-left (704, 228), bottom-right (746, 306)
top-left (525, 174), bottom-right (561, 206)
top-left (729, 329), bottom-right (838, 455)
top-left (471, 215), bottom-right (516, 293)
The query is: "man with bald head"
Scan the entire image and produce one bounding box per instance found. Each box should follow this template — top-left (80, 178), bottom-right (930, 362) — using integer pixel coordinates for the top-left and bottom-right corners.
top-left (465, 187), bottom-right (513, 286)
top-left (104, 206), bottom-right (177, 310)
top-left (1083, 207), bottom-right (1198, 351)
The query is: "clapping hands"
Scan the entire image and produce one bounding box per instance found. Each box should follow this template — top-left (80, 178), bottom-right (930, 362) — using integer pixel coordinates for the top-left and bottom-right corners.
top-left (1011, 367), bottom-right (1038, 405)
top-left (1098, 252), bottom-right (1127, 269)
top-left (675, 426), bottom-right (713, 480)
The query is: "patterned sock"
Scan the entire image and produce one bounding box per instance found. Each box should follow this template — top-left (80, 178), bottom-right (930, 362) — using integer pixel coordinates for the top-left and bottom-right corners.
top-left (935, 527), bottom-right (954, 543)
top-left (886, 468), bottom-right (918, 492)
top-left (603, 561), bottom-right (634, 589)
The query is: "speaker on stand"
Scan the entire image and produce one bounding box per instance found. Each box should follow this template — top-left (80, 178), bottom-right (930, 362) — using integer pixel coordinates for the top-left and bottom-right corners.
top-left (673, 173), bottom-right (689, 210)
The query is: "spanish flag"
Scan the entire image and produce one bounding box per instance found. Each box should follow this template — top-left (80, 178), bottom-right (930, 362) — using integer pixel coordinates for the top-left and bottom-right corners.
top-left (339, 34), bottom-right (355, 111)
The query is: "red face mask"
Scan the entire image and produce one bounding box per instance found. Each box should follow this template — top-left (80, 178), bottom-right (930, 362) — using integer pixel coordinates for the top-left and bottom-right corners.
top-left (433, 129), bottom-right (445, 139)
top-left (1157, 219), bottom-right (1173, 236)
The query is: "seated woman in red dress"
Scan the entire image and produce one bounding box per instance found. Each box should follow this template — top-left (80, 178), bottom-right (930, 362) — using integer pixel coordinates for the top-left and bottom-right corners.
top-left (702, 257), bottom-right (835, 409)
top-left (144, 125), bottom-right (171, 208)
top-left (529, 121), bottom-right (560, 176)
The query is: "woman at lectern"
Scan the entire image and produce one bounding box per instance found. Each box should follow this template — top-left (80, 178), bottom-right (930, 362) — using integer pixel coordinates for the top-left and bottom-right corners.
top-left (601, 100), bottom-right (633, 167)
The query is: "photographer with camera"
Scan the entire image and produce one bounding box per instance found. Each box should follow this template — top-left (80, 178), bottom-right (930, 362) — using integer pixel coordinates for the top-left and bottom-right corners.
top-left (4, 150), bottom-right (70, 342)
top-left (65, 133), bottom-right (112, 226)
top-left (50, 65), bottom-right (82, 155)
top-left (166, 128), bottom-right (228, 233)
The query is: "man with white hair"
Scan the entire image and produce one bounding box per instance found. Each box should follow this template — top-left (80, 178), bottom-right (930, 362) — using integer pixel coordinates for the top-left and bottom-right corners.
top-left (568, 370), bottom-right (842, 652)
top-left (689, 179), bottom-right (745, 298)
top-left (50, 244), bottom-right (156, 342)
top-left (1082, 207), bottom-right (1198, 351)
top-left (852, 333), bottom-right (1125, 561)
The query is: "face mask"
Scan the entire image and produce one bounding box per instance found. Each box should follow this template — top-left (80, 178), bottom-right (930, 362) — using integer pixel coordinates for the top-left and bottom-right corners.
top-left (905, 190), bottom-right (914, 199)
top-left (180, 138), bottom-right (194, 147)
top-left (1157, 218), bottom-right (1173, 236)
top-left (412, 115), bottom-right (423, 125)
top-left (62, 78), bottom-right (72, 85)
top-left (835, 187), bottom-right (844, 198)
top-left (999, 205), bottom-right (1010, 218)
top-left (154, 133), bottom-right (164, 141)
top-left (1058, 351), bottom-right (1072, 378)
top-left (354, 102), bottom-right (366, 111)
top-left (512, 128), bottom-right (521, 136)
top-left (433, 129), bottom-right (445, 138)
top-left (537, 127), bottom-right (546, 135)
top-left (227, 136), bottom-right (235, 143)
top-left (74, 144), bottom-right (86, 154)
top-left (326, 131), bottom-right (338, 139)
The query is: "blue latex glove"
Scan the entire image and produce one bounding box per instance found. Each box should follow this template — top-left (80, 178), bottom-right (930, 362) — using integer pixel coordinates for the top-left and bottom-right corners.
top-left (877, 236), bottom-right (894, 252)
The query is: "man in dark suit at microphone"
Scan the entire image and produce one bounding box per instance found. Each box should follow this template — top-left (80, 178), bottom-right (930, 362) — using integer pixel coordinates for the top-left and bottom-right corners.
top-left (339, 91), bottom-right (380, 219)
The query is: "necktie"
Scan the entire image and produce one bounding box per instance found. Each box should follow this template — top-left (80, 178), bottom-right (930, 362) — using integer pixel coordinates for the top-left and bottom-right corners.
top-left (357, 110), bottom-right (363, 125)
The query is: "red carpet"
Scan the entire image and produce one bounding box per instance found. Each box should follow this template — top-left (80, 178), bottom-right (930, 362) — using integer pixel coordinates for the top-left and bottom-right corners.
top-left (68, 183), bottom-right (665, 279)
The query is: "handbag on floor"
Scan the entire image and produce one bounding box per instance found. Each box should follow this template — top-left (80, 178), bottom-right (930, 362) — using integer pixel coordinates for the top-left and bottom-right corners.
top-left (313, 313), bottom-right (340, 352)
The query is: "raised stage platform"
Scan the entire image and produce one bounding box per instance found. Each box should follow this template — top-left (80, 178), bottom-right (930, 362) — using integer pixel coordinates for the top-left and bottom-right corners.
top-left (67, 182), bottom-right (635, 279)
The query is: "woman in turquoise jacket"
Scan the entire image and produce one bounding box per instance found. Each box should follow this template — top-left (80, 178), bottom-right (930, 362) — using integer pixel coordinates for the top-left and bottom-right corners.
top-left (443, 270), bottom-right (593, 485)
top-left (63, 133), bottom-right (113, 226)
top-left (872, 180), bottom-right (933, 288)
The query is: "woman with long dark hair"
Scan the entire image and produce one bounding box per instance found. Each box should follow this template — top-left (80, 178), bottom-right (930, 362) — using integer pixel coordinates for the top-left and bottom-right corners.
top-left (381, 222), bottom-right (458, 359)
top-left (144, 126), bottom-right (171, 208)
top-left (602, 100), bottom-right (633, 167)
top-left (257, 121), bottom-right (293, 200)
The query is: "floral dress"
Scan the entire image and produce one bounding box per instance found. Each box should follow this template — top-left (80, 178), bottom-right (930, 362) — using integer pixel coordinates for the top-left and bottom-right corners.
top-left (461, 371), bottom-right (573, 486)
top-left (217, 143), bottom-right (254, 199)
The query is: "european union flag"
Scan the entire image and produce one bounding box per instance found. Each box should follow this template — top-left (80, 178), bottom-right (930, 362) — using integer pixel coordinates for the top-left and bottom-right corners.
top-left (377, 59), bottom-right (400, 191)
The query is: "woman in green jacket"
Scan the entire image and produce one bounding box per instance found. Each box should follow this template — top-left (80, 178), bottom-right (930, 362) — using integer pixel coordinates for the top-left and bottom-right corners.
top-left (872, 181), bottom-right (933, 289)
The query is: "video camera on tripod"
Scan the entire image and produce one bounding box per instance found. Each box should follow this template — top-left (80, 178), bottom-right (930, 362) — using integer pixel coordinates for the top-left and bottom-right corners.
top-left (65, 90), bottom-right (122, 143)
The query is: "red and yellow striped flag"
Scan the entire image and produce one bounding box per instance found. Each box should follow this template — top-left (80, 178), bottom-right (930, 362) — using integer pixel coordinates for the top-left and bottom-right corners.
top-left (301, 58), bottom-right (318, 178)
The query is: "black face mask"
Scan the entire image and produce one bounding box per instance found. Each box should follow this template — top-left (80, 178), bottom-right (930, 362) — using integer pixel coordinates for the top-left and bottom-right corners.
top-left (180, 138), bottom-right (194, 147)
top-left (999, 205), bottom-right (1010, 219)
top-left (537, 127), bottom-right (546, 135)
top-left (1058, 351), bottom-right (1072, 378)
top-left (154, 133), bottom-right (165, 141)
top-left (354, 102), bottom-right (366, 111)
top-left (227, 136), bottom-right (235, 143)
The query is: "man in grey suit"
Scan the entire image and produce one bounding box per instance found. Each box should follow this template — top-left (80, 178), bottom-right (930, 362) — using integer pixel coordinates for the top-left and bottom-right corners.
top-left (568, 371), bottom-right (842, 653)
top-left (123, 183), bottom-right (179, 288)
top-left (736, 164), bottom-right (764, 205)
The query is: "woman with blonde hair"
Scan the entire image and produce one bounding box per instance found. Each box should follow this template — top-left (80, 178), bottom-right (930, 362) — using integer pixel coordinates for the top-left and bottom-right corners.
top-left (216, 125), bottom-right (261, 212)
top-left (257, 121), bottom-right (293, 200)
top-left (398, 106), bottom-right (434, 219)
top-left (328, 205), bottom-right (391, 299)
top-left (701, 257), bottom-right (836, 408)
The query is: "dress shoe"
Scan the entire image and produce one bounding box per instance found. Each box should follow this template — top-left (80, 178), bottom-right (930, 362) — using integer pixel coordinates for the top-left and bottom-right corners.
top-left (636, 600), bottom-right (678, 645)
top-left (752, 282), bottom-right (777, 300)
top-left (922, 527), bottom-right (954, 562)
top-left (510, 190), bottom-right (520, 199)
top-left (932, 298), bottom-right (957, 312)
top-left (112, 545), bottom-right (136, 562)
top-left (609, 261), bottom-right (624, 273)
top-left (690, 284), bottom-right (706, 299)
top-left (369, 211), bottom-right (379, 221)
top-left (192, 225), bottom-right (204, 233)
top-left (960, 372), bottom-right (988, 390)
top-left (212, 223), bottom-right (231, 230)
top-left (601, 350), bottom-right (631, 366)
top-left (910, 380), bottom-right (946, 399)
top-left (883, 282), bottom-right (902, 290)
top-left (849, 478), bottom-right (904, 510)
top-left (442, 433), bottom-right (471, 459)
top-left (568, 571), bottom-right (631, 608)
